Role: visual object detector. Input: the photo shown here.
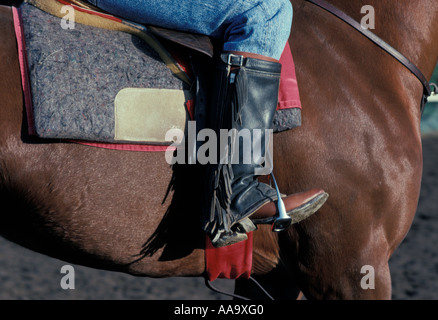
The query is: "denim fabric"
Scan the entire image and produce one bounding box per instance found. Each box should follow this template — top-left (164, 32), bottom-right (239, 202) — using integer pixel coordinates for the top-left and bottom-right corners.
top-left (87, 0), bottom-right (292, 60)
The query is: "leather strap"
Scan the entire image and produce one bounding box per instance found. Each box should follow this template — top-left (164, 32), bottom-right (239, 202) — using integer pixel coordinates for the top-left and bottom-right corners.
top-left (305, 0), bottom-right (434, 101)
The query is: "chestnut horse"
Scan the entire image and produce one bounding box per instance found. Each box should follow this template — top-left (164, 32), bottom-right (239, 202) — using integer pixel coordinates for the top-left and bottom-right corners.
top-left (0, 0), bottom-right (437, 299)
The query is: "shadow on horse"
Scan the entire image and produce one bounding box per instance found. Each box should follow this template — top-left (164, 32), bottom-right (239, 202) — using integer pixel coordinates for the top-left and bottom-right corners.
top-left (0, 0), bottom-right (437, 299)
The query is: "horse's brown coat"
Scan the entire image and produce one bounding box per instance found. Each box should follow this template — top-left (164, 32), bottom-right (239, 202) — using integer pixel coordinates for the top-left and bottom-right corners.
top-left (0, 0), bottom-right (437, 299)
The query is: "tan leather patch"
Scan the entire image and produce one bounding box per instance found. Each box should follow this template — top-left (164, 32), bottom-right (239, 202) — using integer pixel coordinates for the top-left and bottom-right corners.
top-left (114, 88), bottom-right (189, 143)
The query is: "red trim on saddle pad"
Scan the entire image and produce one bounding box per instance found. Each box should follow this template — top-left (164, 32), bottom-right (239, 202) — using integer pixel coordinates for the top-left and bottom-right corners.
top-left (70, 140), bottom-right (174, 152)
top-left (278, 43), bottom-right (302, 110)
top-left (13, 7), bottom-right (35, 135)
top-left (205, 233), bottom-right (253, 281)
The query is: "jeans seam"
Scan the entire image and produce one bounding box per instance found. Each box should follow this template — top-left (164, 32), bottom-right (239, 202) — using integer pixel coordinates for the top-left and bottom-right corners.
top-left (256, 1), bottom-right (270, 59)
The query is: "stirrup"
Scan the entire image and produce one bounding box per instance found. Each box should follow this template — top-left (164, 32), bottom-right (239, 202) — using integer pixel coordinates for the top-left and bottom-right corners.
top-left (265, 149), bottom-right (292, 232)
top-left (269, 171), bottom-right (292, 232)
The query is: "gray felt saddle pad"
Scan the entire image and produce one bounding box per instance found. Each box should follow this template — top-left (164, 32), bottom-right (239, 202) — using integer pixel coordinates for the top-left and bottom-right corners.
top-left (21, 3), bottom-right (190, 144)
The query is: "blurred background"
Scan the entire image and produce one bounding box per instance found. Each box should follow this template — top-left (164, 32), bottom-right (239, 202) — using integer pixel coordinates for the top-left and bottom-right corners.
top-left (420, 67), bottom-right (438, 135)
top-left (0, 0), bottom-right (438, 300)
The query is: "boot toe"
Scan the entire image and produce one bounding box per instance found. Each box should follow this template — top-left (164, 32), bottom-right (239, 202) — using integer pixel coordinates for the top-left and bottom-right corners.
top-left (287, 190), bottom-right (329, 224)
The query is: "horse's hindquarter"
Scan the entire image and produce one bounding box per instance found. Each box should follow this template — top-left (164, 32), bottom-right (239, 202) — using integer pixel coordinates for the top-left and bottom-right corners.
top-left (0, 5), bottom-right (205, 277)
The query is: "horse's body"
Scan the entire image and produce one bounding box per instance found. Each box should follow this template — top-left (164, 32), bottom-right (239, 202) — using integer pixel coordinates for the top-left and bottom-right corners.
top-left (0, 0), bottom-right (437, 299)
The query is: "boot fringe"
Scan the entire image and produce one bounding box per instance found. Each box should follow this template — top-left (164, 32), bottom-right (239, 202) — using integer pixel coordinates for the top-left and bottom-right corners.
top-left (207, 161), bottom-right (234, 235)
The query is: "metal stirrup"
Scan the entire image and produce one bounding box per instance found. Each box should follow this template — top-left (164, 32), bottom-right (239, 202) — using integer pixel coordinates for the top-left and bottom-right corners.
top-left (269, 172), bottom-right (292, 232)
top-left (266, 150), bottom-right (292, 232)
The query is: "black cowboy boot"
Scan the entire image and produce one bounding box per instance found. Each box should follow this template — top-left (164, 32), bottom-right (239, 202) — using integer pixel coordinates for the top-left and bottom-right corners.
top-left (202, 52), bottom-right (328, 247)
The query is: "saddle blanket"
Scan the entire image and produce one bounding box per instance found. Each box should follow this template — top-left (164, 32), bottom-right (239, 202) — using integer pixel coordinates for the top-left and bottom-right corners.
top-left (14, 2), bottom-right (302, 151)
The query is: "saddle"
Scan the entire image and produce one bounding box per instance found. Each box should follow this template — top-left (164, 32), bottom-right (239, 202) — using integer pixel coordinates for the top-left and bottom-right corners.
top-left (18, 0), bottom-right (302, 147)
top-left (60, 0), bottom-right (216, 58)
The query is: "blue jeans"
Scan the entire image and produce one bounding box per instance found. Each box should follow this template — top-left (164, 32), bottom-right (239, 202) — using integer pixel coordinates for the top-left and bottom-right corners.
top-left (87, 0), bottom-right (293, 60)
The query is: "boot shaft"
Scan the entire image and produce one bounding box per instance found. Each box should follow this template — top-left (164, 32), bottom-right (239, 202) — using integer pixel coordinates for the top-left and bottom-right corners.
top-left (210, 53), bottom-right (282, 130)
top-left (209, 53), bottom-right (282, 172)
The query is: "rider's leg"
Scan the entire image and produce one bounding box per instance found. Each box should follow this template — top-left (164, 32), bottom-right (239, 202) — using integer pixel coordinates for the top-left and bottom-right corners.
top-left (86, 0), bottom-right (291, 60)
top-left (203, 50), bottom-right (328, 247)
